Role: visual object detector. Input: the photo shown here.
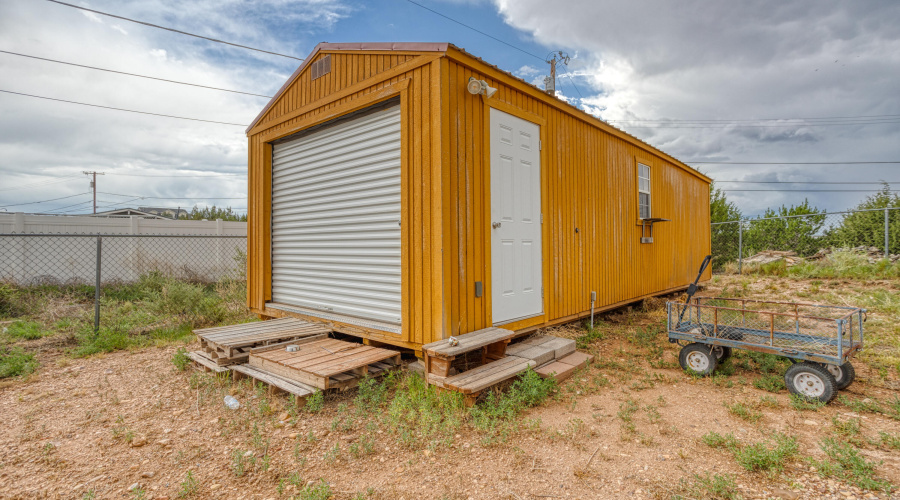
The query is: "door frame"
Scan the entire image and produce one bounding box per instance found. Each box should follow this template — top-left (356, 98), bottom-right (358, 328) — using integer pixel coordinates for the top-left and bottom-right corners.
top-left (481, 98), bottom-right (549, 329)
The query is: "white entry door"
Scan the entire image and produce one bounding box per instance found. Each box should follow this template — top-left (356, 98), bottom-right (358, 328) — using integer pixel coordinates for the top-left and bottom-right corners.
top-left (490, 108), bottom-right (543, 324)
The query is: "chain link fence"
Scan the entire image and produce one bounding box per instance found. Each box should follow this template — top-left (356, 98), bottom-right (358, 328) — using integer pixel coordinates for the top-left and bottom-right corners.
top-left (711, 207), bottom-right (900, 273)
top-left (0, 233), bottom-right (246, 330)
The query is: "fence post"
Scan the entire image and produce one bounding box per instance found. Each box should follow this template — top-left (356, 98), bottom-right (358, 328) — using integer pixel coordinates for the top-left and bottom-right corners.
top-left (738, 220), bottom-right (743, 274)
top-left (885, 208), bottom-right (890, 260)
top-left (94, 235), bottom-right (102, 335)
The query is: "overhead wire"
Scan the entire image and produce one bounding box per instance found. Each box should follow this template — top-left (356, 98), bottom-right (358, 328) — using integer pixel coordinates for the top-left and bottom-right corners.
top-left (0, 50), bottom-right (273, 98)
top-left (0, 89), bottom-right (248, 126)
top-left (45, 0), bottom-right (304, 61)
top-left (0, 175), bottom-right (83, 193)
top-left (97, 191), bottom-right (246, 200)
top-left (690, 161), bottom-right (900, 165)
top-left (0, 191), bottom-right (91, 208)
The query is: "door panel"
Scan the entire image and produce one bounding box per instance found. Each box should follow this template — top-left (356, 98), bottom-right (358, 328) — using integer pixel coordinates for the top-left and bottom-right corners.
top-left (490, 108), bottom-right (543, 324)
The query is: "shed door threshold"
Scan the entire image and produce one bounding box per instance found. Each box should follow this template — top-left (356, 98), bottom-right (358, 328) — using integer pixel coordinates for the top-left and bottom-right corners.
top-left (267, 302), bottom-right (402, 335)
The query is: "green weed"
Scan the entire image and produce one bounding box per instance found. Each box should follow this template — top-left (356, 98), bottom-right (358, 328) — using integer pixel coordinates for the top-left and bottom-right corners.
top-left (171, 347), bottom-right (191, 371)
top-left (4, 321), bottom-right (51, 340)
top-left (702, 431), bottom-right (738, 449)
top-left (305, 391), bottom-right (324, 413)
top-left (672, 472), bottom-right (741, 500)
top-left (753, 374), bottom-right (785, 393)
top-left (178, 470), bottom-right (199, 498)
top-left (724, 402), bottom-right (762, 422)
top-left (877, 432), bottom-right (900, 450)
top-left (789, 394), bottom-right (827, 411)
top-left (295, 480), bottom-right (331, 500)
top-left (808, 438), bottom-right (893, 492)
top-left (831, 416), bottom-right (861, 438)
top-left (0, 347), bottom-right (38, 378)
top-left (732, 433), bottom-right (798, 473)
top-left (468, 369), bottom-right (556, 445)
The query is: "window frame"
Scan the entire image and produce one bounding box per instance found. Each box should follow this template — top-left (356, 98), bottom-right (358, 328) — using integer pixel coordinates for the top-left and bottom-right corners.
top-left (637, 162), bottom-right (651, 220)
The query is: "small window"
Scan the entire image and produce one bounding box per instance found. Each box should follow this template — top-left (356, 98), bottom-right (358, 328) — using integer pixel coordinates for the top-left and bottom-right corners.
top-left (638, 163), bottom-right (651, 219)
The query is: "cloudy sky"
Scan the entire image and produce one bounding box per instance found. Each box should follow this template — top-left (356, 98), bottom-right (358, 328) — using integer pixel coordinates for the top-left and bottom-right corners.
top-left (1, 0), bottom-right (898, 218)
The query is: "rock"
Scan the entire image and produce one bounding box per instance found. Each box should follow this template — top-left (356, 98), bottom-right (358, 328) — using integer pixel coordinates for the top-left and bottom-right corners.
top-left (130, 436), bottom-right (148, 447)
top-left (288, 433), bottom-right (299, 439)
top-left (771, 487), bottom-right (799, 499)
top-left (803, 420), bottom-right (818, 426)
top-left (395, 467), bottom-right (404, 473)
top-left (140, 472), bottom-right (154, 478)
top-left (156, 439), bottom-right (171, 447)
top-left (128, 483), bottom-right (141, 491)
top-left (210, 484), bottom-right (221, 491)
top-left (423, 449), bottom-right (432, 457)
top-left (279, 412), bottom-right (290, 421)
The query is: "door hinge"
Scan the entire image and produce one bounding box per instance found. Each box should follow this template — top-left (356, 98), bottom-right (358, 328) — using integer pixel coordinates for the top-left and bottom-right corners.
top-left (540, 213), bottom-right (543, 223)
top-left (541, 287), bottom-right (544, 298)
top-left (539, 140), bottom-right (542, 151)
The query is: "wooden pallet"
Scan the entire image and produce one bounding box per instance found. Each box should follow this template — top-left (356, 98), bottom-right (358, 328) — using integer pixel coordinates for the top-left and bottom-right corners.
top-left (230, 364), bottom-right (317, 399)
top-left (248, 338), bottom-right (402, 390)
top-left (433, 356), bottom-right (536, 395)
top-left (422, 327), bottom-right (516, 381)
top-left (186, 350), bottom-right (230, 374)
top-left (195, 318), bottom-right (331, 366)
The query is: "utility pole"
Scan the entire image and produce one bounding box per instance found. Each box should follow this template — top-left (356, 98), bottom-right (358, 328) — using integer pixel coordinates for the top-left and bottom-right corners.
top-left (544, 51), bottom-right (570, 96)
top-left (83, 171), bottom-right (105, 214)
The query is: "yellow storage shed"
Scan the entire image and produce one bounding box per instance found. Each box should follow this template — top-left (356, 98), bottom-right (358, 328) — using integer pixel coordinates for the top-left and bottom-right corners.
top-left (245, 42), bottom-right (711, 353)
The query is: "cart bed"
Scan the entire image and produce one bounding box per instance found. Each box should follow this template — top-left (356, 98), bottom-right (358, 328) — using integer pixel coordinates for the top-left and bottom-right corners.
top-left (667, 297), bottom-right (864, 365)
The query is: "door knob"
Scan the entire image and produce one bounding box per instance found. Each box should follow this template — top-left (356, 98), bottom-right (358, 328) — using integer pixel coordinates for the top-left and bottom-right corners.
top-left (492, 222), bottom-right (502, 228)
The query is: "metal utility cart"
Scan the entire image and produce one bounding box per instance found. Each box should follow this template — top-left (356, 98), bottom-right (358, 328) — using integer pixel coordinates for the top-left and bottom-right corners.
top-left (667, 297), bottom-right (865, 402)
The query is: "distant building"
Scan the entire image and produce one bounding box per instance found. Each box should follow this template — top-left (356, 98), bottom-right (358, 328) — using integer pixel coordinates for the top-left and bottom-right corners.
top-left (138, 207), bottom-right (188, 219)
top-left (89, 208), bottom-right (168, 219)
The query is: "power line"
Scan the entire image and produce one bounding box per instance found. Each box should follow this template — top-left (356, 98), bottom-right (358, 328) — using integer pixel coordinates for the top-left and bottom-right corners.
top-left (618, 121), bottom-right (900, 129)
top-left (691, 161), bottom-right (900, 165)
top-left (0, 192), bottom-right (90, 208)
top-left (0, 50), bottom-right (273, 98)
top-left (98, 191), bottom-right (246, 200)
top-left (45, 0), bottom-right (303, 61)
top-left (609, 113), bottom-right (900, 123)
top-left (722, 189), bottom-right (900, 193)
top-left (403, 0), bottom-right (544, 61)
top-left (0, 175), bottom-right (82, 193)
top-left (715, 181), bottom-right (899, 184)
top-left (108, 172), bottom-right (243, 178)
top-left (0, 89), bottom-right (248, 126)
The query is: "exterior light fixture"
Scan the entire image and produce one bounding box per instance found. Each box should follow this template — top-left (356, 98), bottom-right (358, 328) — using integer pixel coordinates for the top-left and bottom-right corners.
top-left (466, 77), bottom-right (497, 98)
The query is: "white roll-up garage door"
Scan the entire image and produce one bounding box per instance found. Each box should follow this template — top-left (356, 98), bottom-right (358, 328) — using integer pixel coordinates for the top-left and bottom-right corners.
top-left (271, 103), bottom-right (402, 327)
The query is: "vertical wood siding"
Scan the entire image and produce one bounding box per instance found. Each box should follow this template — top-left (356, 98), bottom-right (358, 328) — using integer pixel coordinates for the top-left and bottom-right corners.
top-left (443, 58), bottom-right (711, 337)
top-left (247, 52), bottom-right (442, 347)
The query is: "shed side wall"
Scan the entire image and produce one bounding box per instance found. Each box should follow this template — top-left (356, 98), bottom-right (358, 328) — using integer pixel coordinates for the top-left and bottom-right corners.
top-left (443, 58), bottom-right (711, 336)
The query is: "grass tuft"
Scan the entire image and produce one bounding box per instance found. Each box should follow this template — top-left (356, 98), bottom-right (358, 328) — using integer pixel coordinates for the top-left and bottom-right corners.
top-left (808, 438), bottom-right (893, 492)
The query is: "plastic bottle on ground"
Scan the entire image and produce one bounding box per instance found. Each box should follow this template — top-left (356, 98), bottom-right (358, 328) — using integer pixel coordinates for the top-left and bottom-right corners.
top-left (224, 395), bottom-right (240, 410)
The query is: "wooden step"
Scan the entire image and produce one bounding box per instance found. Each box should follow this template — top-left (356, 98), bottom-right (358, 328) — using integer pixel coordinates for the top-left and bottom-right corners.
top-left (442, 356), bottom-right (536, 394)
top-left (230, 364), bottom-right (317, 399)
top-left (422, 327), bottom-right (516, 359)
top-left (521, 336), bottom-right (576, 359)
top-left (535, 351), bottom-right (594, 383)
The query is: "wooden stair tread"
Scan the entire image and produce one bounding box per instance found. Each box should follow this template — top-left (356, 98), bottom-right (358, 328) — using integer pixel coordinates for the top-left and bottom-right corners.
top-left (444, 356), bottom-right (536, 394)
top-left (422, 327), bottom-right (516, 358)
top-left (196, 318), bottom-right (330, 347)
top-left (230, 364), bottom-right (317, 398)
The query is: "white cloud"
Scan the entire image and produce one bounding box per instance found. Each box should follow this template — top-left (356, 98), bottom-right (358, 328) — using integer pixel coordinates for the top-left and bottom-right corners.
top-left (0, 0), bottom-right (351, 214)
top-left (493, 0), bottom-right (900, 214)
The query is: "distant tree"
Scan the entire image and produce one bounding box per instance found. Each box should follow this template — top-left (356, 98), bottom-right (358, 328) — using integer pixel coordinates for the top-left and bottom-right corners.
top-left (179, 205), bottom-right (247, 222)
top-left (709, 183), bottom-right (742, 270)
top-left (826, 183), bottom-right (900, 253)
top-left (743, 199), bottom-right (826, 257)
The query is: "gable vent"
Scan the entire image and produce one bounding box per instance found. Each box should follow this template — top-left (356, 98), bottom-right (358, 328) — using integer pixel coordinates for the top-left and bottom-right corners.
top-left (310, 55), bottom-right (331, 80)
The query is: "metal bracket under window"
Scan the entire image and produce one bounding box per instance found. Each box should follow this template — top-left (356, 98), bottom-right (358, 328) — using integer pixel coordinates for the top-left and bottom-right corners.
top-left (639, 217), bottom-right (670, 244)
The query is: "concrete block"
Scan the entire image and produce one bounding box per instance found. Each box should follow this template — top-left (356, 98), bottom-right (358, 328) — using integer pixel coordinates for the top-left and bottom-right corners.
top-left (506, 343), bottom-right (555, 366)
top-left (557, 351), bottom-right (594, 369)
top-left (540, 337), bottom-right (576, 359)
top-left (535, 361), bottom-right (577, 383)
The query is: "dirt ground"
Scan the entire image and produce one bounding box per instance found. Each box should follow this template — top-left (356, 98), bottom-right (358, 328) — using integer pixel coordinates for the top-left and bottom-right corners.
top-left (2, 275), bottom-right (899, 500)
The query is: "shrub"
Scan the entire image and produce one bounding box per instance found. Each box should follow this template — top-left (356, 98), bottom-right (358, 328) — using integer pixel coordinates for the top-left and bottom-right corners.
top-left (733, 433), bottom-right (798, 473)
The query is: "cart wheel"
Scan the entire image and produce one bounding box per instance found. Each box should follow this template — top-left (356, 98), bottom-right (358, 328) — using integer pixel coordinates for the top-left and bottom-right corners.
top-left (822, 362), bottom-right (856, 391)
top-left (679, 343), bottom-right (718, 376)
top-left (785, 362), bottom-right (837, 402)
top-left (711, 346), bottom-right (733, 361)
